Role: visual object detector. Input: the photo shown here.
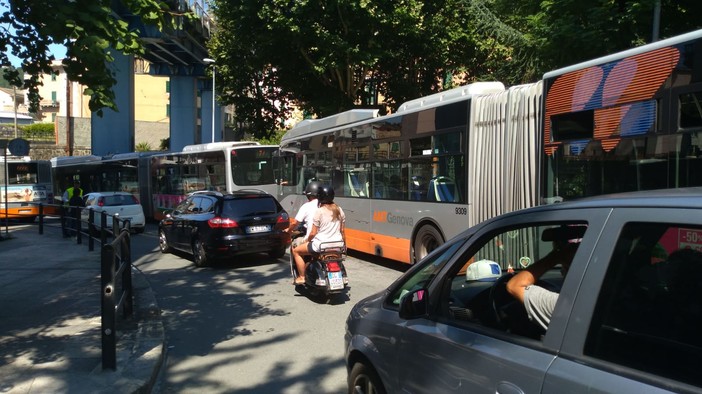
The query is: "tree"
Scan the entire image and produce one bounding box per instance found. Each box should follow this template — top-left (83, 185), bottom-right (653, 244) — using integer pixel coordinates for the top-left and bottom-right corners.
top-left (210, 0), bottom-right (515, 138)
top-left (0, 0), bottom-right (171, 115)
top-left (499, 0), bottom-right (701, 74)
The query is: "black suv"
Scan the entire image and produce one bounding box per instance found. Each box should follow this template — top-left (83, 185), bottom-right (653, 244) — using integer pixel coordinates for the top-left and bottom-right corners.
top-left (158, 190), bottom-right (290, 267)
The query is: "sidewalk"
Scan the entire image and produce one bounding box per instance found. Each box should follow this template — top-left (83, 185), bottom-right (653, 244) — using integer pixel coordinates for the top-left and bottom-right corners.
top-left (0, 222), bottom-right (164, 393)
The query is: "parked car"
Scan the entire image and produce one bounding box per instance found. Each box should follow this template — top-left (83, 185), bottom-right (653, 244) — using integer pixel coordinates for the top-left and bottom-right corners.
top-left (158, 190), bottom-right (290, 267)
top-left (345, 188), bottom-right (702, 394)
top-left (82, 192), bottom-right (146, 233)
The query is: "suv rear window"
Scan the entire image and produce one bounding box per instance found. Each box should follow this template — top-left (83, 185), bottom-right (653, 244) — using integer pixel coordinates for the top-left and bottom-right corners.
top-left (221, 197), bottom-right (278, 217)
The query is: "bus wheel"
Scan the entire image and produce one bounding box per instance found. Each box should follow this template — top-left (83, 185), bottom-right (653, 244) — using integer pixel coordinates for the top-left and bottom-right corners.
top-left (412, 224), bottom-right (443, 264)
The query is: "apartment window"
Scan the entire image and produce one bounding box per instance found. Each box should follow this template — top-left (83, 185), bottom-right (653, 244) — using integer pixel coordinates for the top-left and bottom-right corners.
top-left (166, 104), bottom-right (171, 117)
top-left (166, 81), bottom-right (170, 93)
top-left (51, 91), bottom-right (57, 102)
top-left (51, 72), bottom-right (56, 82)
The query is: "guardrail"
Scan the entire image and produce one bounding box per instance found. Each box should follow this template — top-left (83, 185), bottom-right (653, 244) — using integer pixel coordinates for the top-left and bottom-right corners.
top-left (100, 227), bottom-right (133, 370)
top-left (32, 203), bottom-right (135, 370)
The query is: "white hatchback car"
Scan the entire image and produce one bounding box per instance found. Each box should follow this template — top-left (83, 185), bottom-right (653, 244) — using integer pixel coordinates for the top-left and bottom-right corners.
top-left (82, 192), bottom-right (146, 233)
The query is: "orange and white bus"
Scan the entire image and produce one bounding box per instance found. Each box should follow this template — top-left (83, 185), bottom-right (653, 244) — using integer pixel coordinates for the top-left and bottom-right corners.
top-left (1, 156), bottom-right (52, 222)
top-left (276, 81), bottom-right (543, 264)
top-left (541, 28), bottom-right (702, 203)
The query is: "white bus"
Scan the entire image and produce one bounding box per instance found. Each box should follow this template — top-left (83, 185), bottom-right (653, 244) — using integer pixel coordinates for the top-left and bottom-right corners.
top-left (148, 141), bottom-right (279, 220)
top-left (51, 142), bottom-right (280, 220)
top-left (1, 155), bottom-right (52, 221)
top-left (277, 81), bottom-right (543, 264)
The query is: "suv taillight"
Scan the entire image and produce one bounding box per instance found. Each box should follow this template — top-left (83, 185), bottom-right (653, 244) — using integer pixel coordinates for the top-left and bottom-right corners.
top-left (98, 197), bottom-right (104, 207)
top-left (208, 217), bottom-right (238, 228)
top-left (275, 213), bottom-right (289, 229)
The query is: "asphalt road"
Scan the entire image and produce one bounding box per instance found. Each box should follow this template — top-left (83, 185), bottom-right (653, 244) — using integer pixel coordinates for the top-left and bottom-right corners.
top-left (130, 224), bottom-right (408, 394)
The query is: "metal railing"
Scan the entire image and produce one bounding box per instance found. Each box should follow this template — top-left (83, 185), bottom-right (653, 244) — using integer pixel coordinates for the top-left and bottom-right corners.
top-left (33, 203), bottom-right (135, 370)
top-left (100, 226), bottom-right (133, 370)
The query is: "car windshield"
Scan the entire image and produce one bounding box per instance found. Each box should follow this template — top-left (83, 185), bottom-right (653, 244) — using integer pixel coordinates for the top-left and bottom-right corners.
top-left (221, 197), bottom-right (277, 217)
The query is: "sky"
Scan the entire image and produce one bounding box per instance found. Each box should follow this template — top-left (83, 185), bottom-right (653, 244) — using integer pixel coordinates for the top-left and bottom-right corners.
top-left (1, 3), bottom-right (67, 67)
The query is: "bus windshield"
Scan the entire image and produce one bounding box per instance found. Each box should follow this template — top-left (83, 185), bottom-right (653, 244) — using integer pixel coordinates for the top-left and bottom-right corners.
top-left (1, 162), bottom-right (40, 184)
top-left (231, 147), bottom-right (276, 186)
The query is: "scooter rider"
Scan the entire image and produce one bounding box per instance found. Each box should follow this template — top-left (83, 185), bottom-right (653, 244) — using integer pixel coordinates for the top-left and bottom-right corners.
top-left (291, 184), bottom-right (346, 285)
top-left (284, 181), bottom-right (322, 260)
top-left (285, 180), bottom-right (322, 237)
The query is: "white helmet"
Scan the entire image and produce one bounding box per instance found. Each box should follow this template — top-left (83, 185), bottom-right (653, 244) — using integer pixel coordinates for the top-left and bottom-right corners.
top-left (466, 260), bottom-right (501, 281)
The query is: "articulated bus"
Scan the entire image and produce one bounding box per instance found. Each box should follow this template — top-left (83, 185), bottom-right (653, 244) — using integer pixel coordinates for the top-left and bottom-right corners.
top-left (51, 141), bottom-right (279, 220)
top-left (541, 29), bottom-right (702, 202)
top-left (279, 28), bottom-right (702, 265)
top-left (147, 141), bottom-right (278, 220)
top-left (0, 155), bottom-right (52, 221)
top-left (277, 81), bottom-right (542, 264)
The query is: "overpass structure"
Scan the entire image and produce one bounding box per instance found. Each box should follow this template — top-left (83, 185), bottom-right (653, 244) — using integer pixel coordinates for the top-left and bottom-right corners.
top-left (92, 0), bottom-right (220, 155)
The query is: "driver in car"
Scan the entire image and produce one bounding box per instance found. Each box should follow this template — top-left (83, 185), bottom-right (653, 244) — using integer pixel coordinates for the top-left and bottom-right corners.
top-left (506, 240), bottom-right (579, 331)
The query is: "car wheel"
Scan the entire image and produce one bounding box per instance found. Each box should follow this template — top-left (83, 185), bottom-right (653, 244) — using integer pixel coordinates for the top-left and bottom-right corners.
top-left (411, 224), bottom-right (444, 264)
top-left (159, 229), bottom-right (171, 253)
top-left (192, 238), bottom-right (209, 267)
top-left (348, 361), bottom-right (385, 394)
top-left (268, 247), bottom-right (286, 259)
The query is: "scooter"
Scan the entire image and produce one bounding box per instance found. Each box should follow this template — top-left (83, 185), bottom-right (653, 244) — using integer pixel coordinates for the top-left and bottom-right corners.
top-left (290, 230), bottom-right (349, 302)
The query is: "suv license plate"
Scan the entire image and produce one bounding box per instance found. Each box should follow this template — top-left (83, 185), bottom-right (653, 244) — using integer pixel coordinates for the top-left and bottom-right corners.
top-left (328, 272), bottom-right (344, 290)
top-left (246, 225), bottom-right (271, 234)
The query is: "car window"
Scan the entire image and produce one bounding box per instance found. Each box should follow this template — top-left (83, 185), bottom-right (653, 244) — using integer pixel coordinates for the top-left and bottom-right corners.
top-left (222, 197), bottom-right (277, 217)
top-left (585, 222), bottom-right (702, 387)
top-left (386, 239), bottom-right (464, 307)
top-left (440, 222), bottom-right (586, 340)
top-left (185, 197), bottom-right (202, 213)
top-left (174, 197), bottom-right (191, 214)
top-left (199, 197), bottom-right (215, 213)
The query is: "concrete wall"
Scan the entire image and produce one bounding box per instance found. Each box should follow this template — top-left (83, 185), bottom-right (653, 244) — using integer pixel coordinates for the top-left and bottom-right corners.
top-left (53, 115), bottom-right (169, 156)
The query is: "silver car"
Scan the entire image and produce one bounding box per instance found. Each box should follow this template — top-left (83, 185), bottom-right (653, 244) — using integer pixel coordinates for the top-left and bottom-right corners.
top-left (345, 188), bottom-right (702, 394)
top-left (82, 191), bottom-right (146, 233)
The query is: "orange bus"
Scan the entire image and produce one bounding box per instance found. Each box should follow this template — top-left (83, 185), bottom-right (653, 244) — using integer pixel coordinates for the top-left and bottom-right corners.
top-left (0, 156), bottom-right (52, 222)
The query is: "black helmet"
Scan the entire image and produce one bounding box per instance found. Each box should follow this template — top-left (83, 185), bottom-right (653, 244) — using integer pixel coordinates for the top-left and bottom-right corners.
top-left (304, 180), bottom-right (322, 197)
top-left (317, 185), bottom-right (335, 205)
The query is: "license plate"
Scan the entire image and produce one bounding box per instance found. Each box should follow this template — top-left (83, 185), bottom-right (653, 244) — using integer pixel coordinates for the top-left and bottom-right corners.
top-left (246, 225), bottom-right (271, 234)
top-left (328, 271), bottom-right (344, 290)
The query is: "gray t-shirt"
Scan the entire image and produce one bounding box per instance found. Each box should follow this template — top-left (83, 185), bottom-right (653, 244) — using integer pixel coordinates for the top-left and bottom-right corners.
top-left (523, 285), bottom-right (558, 331)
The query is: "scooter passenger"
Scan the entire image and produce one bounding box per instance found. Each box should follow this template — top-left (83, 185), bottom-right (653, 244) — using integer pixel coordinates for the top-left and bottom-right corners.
top-left (291, 185), bottom-right (346, 285)
top-left (284, 180), bottom-right (322, 244)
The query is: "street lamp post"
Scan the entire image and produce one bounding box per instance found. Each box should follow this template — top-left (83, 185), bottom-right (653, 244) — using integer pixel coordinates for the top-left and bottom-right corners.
top-left (203, 58), bottom-right (216, 143)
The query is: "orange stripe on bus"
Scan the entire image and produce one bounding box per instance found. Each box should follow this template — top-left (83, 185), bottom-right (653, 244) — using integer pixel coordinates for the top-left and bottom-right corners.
top-left (345, 228), bottom-right (412, 264)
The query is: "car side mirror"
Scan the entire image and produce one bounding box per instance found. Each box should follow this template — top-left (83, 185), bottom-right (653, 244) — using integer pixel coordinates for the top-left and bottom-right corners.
top-left (399, 288), bottom-right (428, 320)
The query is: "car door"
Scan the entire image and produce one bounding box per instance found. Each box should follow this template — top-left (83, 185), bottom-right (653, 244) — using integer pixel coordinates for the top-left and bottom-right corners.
top-left (168, 197), bottom-right (194, 250)
top-left (394, 208), bottom-right (611, 393)
top-left (543, 207), bottom-right (702, 393)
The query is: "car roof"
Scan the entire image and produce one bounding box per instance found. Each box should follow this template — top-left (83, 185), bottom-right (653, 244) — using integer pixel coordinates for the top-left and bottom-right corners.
top-left (540, 187), bottom-right (702, 211)
top-left (188, 190), bottom-right (273, 198)
top-left (459, 187), bottom-right (702, 238)
top-left (85, 191), bottom-right (133, 197)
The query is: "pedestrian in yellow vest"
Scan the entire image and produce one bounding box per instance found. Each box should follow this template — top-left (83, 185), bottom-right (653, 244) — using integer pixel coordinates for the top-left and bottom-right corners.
top-left (62, 180), bottom-right (84, 237)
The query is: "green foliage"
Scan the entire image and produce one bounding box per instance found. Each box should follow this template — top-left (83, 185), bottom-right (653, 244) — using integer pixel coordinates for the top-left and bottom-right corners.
top-left (20, 122), bottom-right (54, 140)
top-left (254, 129), bottom-right (285, 146)
top-left (135, 142), bottom-right (153, 151)
top-left (211, 0), bottom-right (700, 139)
top-left (210, 0), bottom-right (506, 137)
top-left (0, 0), bottom-right (177, 115)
